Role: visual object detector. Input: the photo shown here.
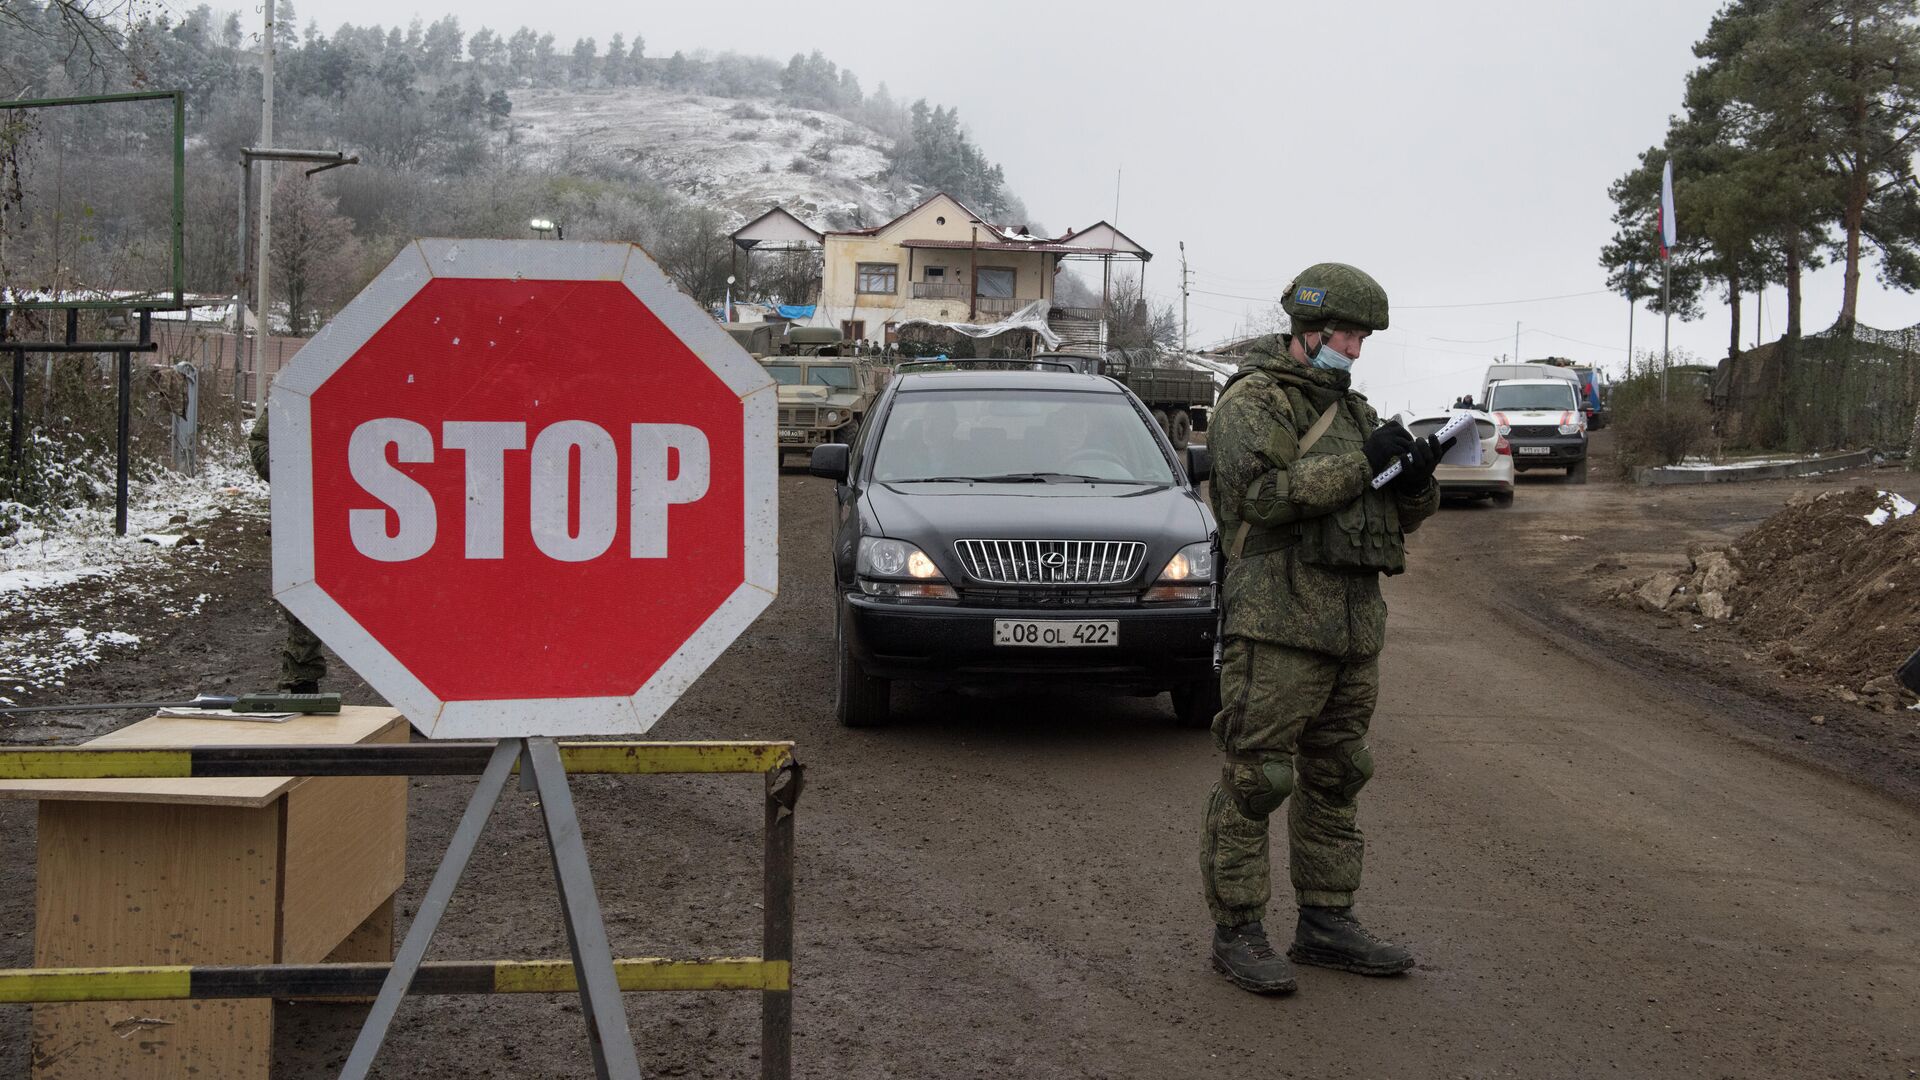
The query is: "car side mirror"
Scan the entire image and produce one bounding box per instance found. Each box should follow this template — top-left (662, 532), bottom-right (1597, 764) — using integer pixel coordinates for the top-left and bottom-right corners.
top-left (809, 443), bottom-right (850, 481)
top-left (1184, 444), bottom-right (1212, 484)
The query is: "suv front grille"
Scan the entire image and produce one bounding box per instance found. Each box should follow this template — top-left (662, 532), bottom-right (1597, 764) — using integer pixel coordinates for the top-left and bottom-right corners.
top-left (955, 539), bottom-right (1147, 585)
top-left (960, 585), bottom-right (1142, 607)
top-left (779, 406), bottom-right (819, 427)
top-left (1508, 424), bottom-right (1561, 438)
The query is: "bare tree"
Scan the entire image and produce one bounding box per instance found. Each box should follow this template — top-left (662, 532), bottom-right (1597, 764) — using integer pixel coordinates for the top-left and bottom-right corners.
top-left (270, 171), bottom-right (360, 335)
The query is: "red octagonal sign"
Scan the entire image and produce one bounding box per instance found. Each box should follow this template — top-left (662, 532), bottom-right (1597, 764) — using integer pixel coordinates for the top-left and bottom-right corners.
top-left (270, 240), bottom-right (777, 738)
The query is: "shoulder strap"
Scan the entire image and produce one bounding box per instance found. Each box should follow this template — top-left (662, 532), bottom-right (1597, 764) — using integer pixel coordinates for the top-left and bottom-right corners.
top-left (1227, 401), bottom-right (1341, 560)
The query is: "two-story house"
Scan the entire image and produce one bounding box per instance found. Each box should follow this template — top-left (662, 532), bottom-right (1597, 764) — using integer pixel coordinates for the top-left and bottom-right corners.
top-left (736, 193), bottom-right (1151, 350)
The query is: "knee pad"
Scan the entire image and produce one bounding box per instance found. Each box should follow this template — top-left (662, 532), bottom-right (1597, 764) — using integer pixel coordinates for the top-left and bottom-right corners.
top-left (1300, 742), bottom-right (1374, 802)
top-left (1224, 757), bottom-right (1295, 819)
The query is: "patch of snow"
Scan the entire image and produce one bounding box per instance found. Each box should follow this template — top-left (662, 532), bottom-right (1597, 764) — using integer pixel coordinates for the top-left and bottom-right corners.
top-left (1865, 491), bottom-right (1917, 526)
top-left (0, 449), bottom-right (264, 706)
top-left (1663, 457), bottom-right (1804, 471)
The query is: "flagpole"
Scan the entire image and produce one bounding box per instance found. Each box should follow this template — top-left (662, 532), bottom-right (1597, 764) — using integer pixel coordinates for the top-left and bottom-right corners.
top-left (1661, 257), bottom-right (1671, 403)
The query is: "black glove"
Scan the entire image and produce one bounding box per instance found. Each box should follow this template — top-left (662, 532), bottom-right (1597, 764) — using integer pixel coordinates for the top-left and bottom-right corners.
top-left (1392, 434), bottom-right (1443, 491)
top-left (1361, 422), bottom-right (1415, 475)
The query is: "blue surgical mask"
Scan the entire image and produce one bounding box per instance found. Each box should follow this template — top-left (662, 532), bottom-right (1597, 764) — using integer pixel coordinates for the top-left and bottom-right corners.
top-left (1309, 344), bottom-right (1353, 372)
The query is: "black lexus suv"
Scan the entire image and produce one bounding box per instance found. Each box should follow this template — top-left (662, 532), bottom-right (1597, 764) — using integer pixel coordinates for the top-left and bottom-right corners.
top-left (808, 364), bottom-right (1220, 728)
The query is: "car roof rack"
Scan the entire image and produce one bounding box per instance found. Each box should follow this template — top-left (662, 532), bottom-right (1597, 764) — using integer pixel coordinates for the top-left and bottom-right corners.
top-left (894, 358), bottom-right (1081, 373)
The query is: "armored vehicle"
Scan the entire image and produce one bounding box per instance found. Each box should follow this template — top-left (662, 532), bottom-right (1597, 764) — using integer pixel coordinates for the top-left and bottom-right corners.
top-left (759, 329), bottom-right (887, 461)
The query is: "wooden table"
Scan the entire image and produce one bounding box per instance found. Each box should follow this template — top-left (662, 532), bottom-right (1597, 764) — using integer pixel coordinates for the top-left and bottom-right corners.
top-left (0, 706), bottom-right (409, 1079)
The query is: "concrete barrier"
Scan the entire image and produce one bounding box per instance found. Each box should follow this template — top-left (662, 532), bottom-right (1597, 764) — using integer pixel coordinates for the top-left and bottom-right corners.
top-left (1634, 448), bottom-right (1878, 486)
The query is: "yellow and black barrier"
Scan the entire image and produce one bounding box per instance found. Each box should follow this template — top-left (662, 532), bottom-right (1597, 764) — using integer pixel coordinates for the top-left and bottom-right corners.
top-left (0, 738), bottom-right (804, 1080)
top-left (0, 739), bottom-right (795, 781)
top-left (0, 957), bottom-right (791, 1003)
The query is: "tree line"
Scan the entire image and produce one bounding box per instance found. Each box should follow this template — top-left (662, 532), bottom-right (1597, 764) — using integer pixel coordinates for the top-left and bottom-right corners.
top-left (1600, 0), bottom-right (1920, 360)
top-left (0, 0), bottom-right (1022, 331)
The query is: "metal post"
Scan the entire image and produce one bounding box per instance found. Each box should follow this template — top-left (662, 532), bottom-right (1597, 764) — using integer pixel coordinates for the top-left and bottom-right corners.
top-left (341, 739), bottom-right (522, 1080)
top-left (234, 155), bottom-right (252, 413)
top-left (254, 0), bottom-right (276, 415)
top-left (761, 760), bottom-right (800, 1080)
top-left (1626, 263), bottom-right (1636, 377)
top-left (115, 344), bottom-right (130, 536)
top-left (4, 310), bottom-right (20, 471)
top-left (1662, 258), bottom-right (1671, 402)
top-left (525, 737), bottom-right (642, 1080)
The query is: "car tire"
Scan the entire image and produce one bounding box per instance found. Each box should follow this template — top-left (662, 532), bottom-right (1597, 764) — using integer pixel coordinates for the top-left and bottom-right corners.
top-left (835, 602), bottom-right (890, 728)
top-left (1170, 409), bottom-right (1193, 450)
top-left (1152, 408), bottom-right (1170, 438)
top-left (1170, 680), bottom-right (1220, 730)
top-left (1492, 489), bottom-right (1514, 507)
top-left (1569, 458), bottom-right (1589, 484)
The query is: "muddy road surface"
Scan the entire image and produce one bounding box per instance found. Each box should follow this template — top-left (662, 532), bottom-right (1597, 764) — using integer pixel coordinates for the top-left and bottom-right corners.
top-left (4, 464), bottom-right (1918, 1078)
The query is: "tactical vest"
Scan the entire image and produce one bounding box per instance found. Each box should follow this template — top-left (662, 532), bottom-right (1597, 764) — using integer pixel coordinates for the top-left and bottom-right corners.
top-left (1223, 372), bottom-right (1408, 575)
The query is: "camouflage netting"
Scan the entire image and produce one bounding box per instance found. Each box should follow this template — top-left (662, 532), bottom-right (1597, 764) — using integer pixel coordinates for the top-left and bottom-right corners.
top-left (1715, 323), bottom-right (1920, 452)
top-left (1620, 486), bottom-right (1920, 711)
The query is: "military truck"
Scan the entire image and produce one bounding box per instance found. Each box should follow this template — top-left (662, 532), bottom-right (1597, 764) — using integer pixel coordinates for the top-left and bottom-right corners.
top-left (1033, 350), bottom-right (1217, 449)
top-left (759, 328), bottom-right (887, 462)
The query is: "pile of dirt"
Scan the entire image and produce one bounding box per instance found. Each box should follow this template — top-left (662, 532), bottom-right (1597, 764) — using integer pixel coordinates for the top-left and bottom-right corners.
top-left (1621, 486), bottom-right (1920, 711)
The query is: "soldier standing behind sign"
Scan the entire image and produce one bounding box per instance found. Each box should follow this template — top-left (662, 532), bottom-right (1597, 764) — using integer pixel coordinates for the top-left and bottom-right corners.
top-left (1199, 263), bottom-right (1442, 994)
top-left (250, 409), bottom-right (327, 693)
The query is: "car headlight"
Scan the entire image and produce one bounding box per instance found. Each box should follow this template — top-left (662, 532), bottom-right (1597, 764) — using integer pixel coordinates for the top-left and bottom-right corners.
top-left (1557, 422), bottom-right (1582, 436)
top-left (824, 410), bottom-right (841, 425)
top-left (858, 537), bottom-right (943, 580)
top-left (1156, 541), bottom-right (1215, 583)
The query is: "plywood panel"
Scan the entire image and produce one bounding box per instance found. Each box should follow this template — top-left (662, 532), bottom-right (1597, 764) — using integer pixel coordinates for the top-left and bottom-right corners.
top-left (32, 799), bottom-right (281, 1079)
top-left (0, 707), bottom-right (408, 807)
top-left (279, 722), bottom-right (407, 963)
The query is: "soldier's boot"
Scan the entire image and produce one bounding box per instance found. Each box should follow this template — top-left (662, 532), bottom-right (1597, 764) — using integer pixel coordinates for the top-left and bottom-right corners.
top-left (1210, 921), bottom-right (1298, 995)
top-left (284, 680), bottom-right (321, 695)
top-left (1288, 906), bottom-right (1416, 975)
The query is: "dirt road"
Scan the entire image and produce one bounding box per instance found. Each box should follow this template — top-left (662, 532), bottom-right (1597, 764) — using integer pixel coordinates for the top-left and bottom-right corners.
top-left (5, 464), bottom-right (1919, 1078)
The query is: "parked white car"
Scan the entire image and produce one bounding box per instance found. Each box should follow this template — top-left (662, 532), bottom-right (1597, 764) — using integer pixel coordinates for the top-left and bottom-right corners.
top-left (1403, 409), bottom-right (1514, 507)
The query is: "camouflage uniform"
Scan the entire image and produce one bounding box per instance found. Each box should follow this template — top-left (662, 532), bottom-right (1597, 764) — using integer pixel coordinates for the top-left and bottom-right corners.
top-left (250, 410), bottom-right (327, 691)
top-left (1199, 334), bottom-right (1439, 927)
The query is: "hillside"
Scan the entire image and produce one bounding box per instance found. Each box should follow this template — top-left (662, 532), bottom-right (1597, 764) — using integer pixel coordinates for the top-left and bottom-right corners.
top-left (511, 87), bottom-right (923, 229)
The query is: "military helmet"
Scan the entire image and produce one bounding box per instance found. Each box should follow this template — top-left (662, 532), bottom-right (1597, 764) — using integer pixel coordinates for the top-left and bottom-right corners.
top-left (1280, 262), bottom-right (1389, 332)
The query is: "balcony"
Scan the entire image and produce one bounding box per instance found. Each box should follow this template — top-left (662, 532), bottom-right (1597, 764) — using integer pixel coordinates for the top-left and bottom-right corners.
top-left (908, 283), bottom-right (1043, 317)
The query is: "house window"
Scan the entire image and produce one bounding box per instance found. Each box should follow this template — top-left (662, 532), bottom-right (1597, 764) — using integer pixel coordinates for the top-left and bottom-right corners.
top-left (924, 266), bottom-right (946, 282)
top-left (856, 263), bottom-right (898, 294)
top-left (841, 320), bottom-right (866, 343)
top-left (976, 267), bottom-right (1016, 298)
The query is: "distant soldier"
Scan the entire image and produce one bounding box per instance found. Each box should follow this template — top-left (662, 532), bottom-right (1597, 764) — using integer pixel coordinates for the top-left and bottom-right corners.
top-left (249, 409), bottom-right (326, 694)
top-left (1200, 263), bottom-right (1442, 994)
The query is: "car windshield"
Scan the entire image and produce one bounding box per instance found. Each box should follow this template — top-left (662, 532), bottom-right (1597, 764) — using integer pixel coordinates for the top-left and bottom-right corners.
top-left (808, 366), bottom-right (858, 389)
top-left (873, 390), bottom-right (1176, 485)
top-left (1491, 383), bottom-right (1577, 411)
top-left (763, 364), bottom-right (803, 386)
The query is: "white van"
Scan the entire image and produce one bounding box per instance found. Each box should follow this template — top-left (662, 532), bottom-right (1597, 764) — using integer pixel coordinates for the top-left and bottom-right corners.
top-left (1480, 363), bottom-right (1579, 409)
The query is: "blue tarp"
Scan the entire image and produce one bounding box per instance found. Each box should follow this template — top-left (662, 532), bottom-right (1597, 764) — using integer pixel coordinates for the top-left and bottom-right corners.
top-left (775, 304), bottom-right (816, 320)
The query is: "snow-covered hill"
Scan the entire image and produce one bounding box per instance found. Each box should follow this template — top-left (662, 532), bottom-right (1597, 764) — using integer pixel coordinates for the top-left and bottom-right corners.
top-left (509, 87), bottom-right (925, 230)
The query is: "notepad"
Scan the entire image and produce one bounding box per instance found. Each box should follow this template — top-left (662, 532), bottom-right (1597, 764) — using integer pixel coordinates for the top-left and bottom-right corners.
top-left (1371, 411), bottom-right (1480, 490)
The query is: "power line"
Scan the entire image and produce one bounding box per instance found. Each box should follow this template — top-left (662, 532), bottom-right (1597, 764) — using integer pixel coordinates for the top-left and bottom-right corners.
top-left (1398, 289), bottom-right (1611, 310)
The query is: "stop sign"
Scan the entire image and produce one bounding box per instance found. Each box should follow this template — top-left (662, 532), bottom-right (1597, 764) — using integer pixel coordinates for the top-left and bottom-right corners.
top-left (269, 240), bottom-right (777, 738)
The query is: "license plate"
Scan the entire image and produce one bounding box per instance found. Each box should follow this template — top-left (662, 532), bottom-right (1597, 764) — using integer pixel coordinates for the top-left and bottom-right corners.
top-left (993, 619), bottom-right (1118, 647)
top-left (779, 429), bottom-right (805, 439)
top-left (1517, 445), bottom-right (1552, 455)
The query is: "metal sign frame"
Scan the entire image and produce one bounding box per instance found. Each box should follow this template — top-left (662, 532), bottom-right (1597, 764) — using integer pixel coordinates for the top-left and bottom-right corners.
top-left (0, 737), bottom-right (803, 1080)
top-left (0, 90), bottom-right (187, 312)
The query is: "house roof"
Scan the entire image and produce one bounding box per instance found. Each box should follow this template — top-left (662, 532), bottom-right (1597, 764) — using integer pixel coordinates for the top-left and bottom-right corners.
top-left (731, 206), bottom-right (824, 249)
top-left (820, 193), bottom-right (1152, 260)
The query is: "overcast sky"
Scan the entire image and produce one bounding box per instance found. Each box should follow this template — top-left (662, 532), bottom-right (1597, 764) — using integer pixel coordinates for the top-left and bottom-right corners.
top-left (278, 0), bottom-right (1917, 412)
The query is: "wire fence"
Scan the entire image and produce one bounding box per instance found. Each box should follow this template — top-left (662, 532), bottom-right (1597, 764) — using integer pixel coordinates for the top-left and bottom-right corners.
top-left (1716, 321), bottom-right (1920, 452)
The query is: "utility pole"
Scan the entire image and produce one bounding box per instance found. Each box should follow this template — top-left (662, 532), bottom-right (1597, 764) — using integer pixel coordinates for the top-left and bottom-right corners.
top-left (1179, 241), bottom-right (1190, 354)
top-left (1514, 321), bottom-right (1521, 365)
top-left (1626, 261), bottom-right (1636, 377)
top-left (253, 0), bottom-right (276, 411)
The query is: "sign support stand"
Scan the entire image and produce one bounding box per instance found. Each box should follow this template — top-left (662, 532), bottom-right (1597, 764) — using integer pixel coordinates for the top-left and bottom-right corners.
top-left (339, 737), bottom-right (642, 1080)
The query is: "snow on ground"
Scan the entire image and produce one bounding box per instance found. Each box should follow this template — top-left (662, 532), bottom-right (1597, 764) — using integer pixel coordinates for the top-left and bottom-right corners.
top-left (1866, 491), bottom-right (1918, 526)
top-left (509, 87), bottom-right (923, 229)
top-left (0, 453), bottom-right (264, 704)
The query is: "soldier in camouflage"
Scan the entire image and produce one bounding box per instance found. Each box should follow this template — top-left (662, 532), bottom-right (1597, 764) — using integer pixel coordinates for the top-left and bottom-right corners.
top-left (1199, 262), bottom-right (1443, 994)
top-left (249, 410), bottom-right (327, 693)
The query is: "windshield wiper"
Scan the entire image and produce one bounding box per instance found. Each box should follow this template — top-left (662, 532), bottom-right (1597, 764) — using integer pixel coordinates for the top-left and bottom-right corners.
top-left (891, 475), bottom-right (1046, 484)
